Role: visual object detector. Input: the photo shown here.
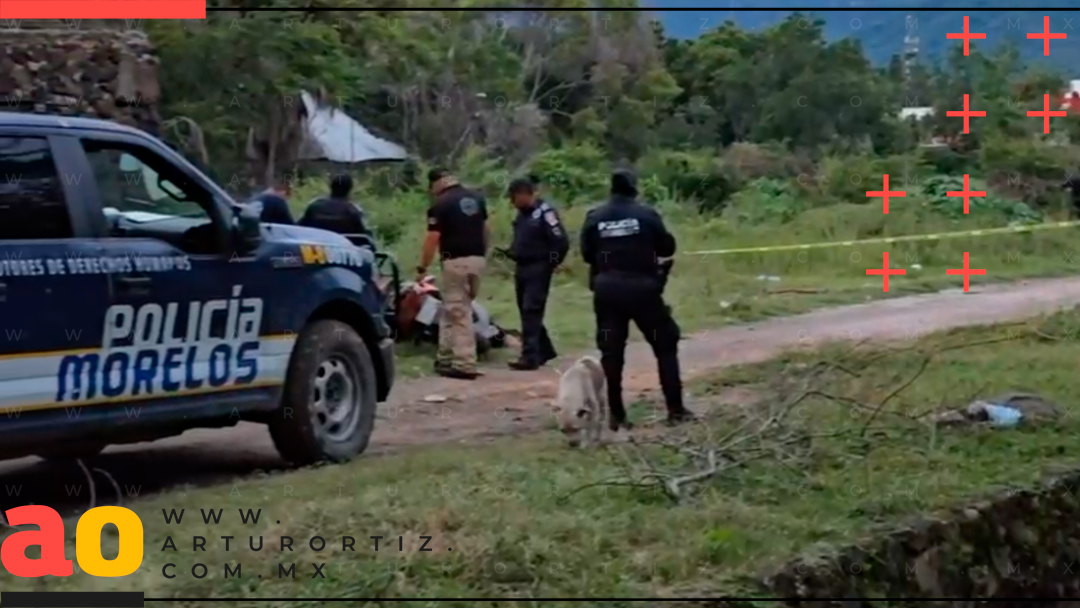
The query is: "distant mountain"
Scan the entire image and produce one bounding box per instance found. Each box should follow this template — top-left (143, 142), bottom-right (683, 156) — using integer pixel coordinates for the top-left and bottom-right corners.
top-left (648, 1), bottom-right (1080, 74)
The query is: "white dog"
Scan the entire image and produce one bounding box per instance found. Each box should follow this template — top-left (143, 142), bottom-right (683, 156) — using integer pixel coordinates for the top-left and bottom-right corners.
top-left (553, 355), bottom-right (607, 448)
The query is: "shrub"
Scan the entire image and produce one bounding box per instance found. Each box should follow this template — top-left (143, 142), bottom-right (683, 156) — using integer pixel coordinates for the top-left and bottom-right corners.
top-left (920, 174), bottom-right (1041, 223)
top-left (814, 153), bottom-right (926, 205)
top-left (720, 142), bottom-right (808, 184)
top-left (979, 136), bottom-right (1079, 209)
top-left (722, 178), bottom-right (806, 226)
top-left (815, 154), bottom-right (878, 203)
top-left (918, 145), bottom-right (977, 176)
top-left (528, 143), bottom-right (610, 205)
top-left (636, 149), bottom-right (735, 213)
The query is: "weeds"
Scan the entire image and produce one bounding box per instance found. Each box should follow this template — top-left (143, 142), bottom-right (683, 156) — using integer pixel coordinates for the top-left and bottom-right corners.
top-left (9, 312), bottom-right (1080, 599)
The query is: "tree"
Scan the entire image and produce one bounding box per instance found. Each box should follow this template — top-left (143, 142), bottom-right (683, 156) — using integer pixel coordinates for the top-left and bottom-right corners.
top-left (149, 12), bottom-right (361, 185)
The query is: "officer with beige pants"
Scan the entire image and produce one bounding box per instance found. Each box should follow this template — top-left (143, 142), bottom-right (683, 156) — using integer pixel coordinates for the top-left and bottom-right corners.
top-left (417, 169), bottom-right (490, 380)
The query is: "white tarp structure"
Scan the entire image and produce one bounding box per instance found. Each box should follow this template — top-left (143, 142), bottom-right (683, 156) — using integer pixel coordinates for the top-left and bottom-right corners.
top-left (299, 90), bottom-right (409, 164)
top-left (899, 106), bottom-right (934, 121)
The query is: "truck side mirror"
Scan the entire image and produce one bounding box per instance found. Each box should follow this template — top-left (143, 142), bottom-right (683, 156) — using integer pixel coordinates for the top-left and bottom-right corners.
top-left (232, 203), bottom-right (263, 252)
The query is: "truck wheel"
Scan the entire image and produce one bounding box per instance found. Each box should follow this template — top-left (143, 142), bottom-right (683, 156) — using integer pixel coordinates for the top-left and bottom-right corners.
top-left (269, 320), bottom-right (378, 466)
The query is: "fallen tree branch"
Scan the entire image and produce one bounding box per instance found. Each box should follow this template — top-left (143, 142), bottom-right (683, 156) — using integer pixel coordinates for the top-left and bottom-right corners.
top-left (94, 467), bottom-right (123, 506)
top-left (859, 355), bottom-right (932, 437)
top-left (75, 458), bottom-right (97, 512)
top-left (563, 334), bottom-right (995, 505)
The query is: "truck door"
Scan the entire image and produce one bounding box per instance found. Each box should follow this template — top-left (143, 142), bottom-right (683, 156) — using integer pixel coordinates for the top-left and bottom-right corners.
top-left (0, 133), bottom-right (112, 414)
top-left (63, 134), bottom-right (286, 410)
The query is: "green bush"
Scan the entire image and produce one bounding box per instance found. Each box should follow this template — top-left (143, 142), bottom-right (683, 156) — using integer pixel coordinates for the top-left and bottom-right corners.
top-left (720, 142), bottom-right (808, 184)
top-left (920, 174), bottom-right (1041, 223)
top-left (815, 154), bottom-right (878, 203)
top-left (528, 143), bottom-right (610, 205)
top-left (722, 178), bottom-right (806, 226)
top-left (813, 153), bottom-right (926, 205)
top-left (978, 137), bottom-right (1078, 210)
top-left (918, 145), bottom-right (977, 176)
top-left (636, 149), bottom-right (735, 213)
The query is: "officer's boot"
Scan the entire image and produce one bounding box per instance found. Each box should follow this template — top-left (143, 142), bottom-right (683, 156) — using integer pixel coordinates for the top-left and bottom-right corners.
top-left (657, 350), bottom-right (695, 426)
top-left (509, 303), bottom-right (544, 370)
top-left (539, 326), bottom-right (557, 364)
top-left (600, 354), bottom-right (633, 431)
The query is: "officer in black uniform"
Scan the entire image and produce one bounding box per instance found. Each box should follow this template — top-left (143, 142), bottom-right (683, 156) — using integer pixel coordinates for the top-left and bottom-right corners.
top-left (249, 178), bottom-right (295, 225)
top-left (1064, 174), bottom-right (1080, 217)
top-left (298, 173), bottom-right (372, 241)
top-left (580, 169), bottom-right (696, 430)
top-left (498, 177), bottom-right (569, 370)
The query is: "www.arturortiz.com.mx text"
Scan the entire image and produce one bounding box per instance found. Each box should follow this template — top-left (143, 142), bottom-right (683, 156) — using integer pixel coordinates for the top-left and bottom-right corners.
top-left (161, 534), bottom-right (447, 580)
top-left (159, 508), bottom-right (449, 579)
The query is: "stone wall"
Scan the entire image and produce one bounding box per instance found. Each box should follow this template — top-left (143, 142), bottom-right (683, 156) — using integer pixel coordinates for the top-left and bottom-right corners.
top-left (0, 28), bottom-right (161, 133)
top-left (762, 470), bottom-right (1080, 605)
top-left (664, 470), bottom-right (1080, 606)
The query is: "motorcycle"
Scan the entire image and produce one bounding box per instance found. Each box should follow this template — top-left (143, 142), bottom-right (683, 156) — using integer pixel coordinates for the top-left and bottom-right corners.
top-left (343, 233), bottom-right (514, 353)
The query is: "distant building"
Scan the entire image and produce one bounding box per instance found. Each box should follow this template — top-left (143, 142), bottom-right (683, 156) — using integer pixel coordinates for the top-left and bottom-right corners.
top-left (899, 106), bottom-right (934, 121)
top-left (1059, 80), bottom-right (1080, 111)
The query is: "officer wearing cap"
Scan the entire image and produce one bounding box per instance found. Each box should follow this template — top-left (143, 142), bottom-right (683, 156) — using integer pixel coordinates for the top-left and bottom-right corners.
top-left (579, 168), bottom-right (696, 430)
top-left (418, 168), bottom-right (490, 379)
top-left (497, 176), bottom-right (569, 370)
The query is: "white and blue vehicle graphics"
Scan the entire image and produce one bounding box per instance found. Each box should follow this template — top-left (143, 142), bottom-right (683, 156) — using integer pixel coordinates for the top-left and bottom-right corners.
top-left (0, 112), bottom-right (395, 460)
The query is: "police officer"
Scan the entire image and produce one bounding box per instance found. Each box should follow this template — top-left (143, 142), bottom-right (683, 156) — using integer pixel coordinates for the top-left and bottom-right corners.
top-left (298, 173), bottom-right (372, 240)
top-left (1064, 174), bottom-right (1080, 217)
top-left (580, 169), bottom-right (696, 430)
top-left (498, 177), bottom-right (569, 370)
top-left (249, 178), bottom-right (295, 225)
top-left (418, 168), bottom-right (490, 379)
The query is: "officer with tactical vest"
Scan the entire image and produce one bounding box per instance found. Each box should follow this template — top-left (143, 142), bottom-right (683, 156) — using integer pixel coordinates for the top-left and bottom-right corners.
top-left (298, 173), bottom-right (371, 239)
top-left (579, 168), bottom-right (696, 430)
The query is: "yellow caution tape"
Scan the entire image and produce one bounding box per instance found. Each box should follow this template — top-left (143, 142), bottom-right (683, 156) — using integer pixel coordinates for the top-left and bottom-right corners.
top-left (685, 220), bottom-right (1080, 256)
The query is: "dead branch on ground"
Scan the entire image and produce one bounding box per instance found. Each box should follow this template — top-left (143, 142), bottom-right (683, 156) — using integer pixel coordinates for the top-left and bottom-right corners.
top-left (563, 333), bottom-right (1014, 504)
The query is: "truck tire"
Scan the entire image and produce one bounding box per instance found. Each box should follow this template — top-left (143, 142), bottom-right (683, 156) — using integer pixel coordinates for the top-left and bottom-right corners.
top-left (269, 319), bottom-right (378, 466)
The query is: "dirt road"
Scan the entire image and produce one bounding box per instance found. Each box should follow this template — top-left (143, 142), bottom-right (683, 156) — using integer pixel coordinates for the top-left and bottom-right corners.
top-left (4, 276), bottom-right (1080, 509)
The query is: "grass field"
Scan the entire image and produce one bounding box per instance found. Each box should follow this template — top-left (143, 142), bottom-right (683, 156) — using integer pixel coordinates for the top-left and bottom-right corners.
top-left (286, 178), bottom-right (1080, 377)
top-left (15, 307), bottom-right (1080, 605)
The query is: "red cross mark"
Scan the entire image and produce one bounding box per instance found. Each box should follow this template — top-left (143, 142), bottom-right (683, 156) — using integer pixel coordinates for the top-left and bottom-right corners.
top-left (945, 94), bottom-right (986, 134)
top-left (866, 174), bottom-right (906, 214)
top-left (1028, 93), bottom-right (1067, 134)
top-left (946, 252), bottom-right (986, 292)
top-left (946, 16), bottom-right (986, 56)
top-left (945, 174), bottom-right (986, 214)
top-left (1028, 16), bottom-right (1066, 56)
top-left (866, 252), bottom-right (905, 292)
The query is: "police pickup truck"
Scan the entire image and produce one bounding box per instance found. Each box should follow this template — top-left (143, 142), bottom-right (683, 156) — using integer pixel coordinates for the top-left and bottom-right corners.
top-left (0, 112), bottom-right (396, 466)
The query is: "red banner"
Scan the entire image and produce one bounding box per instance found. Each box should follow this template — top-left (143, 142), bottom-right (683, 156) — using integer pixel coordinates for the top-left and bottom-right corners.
top-left (0, 1), bottom-right (205, 19)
